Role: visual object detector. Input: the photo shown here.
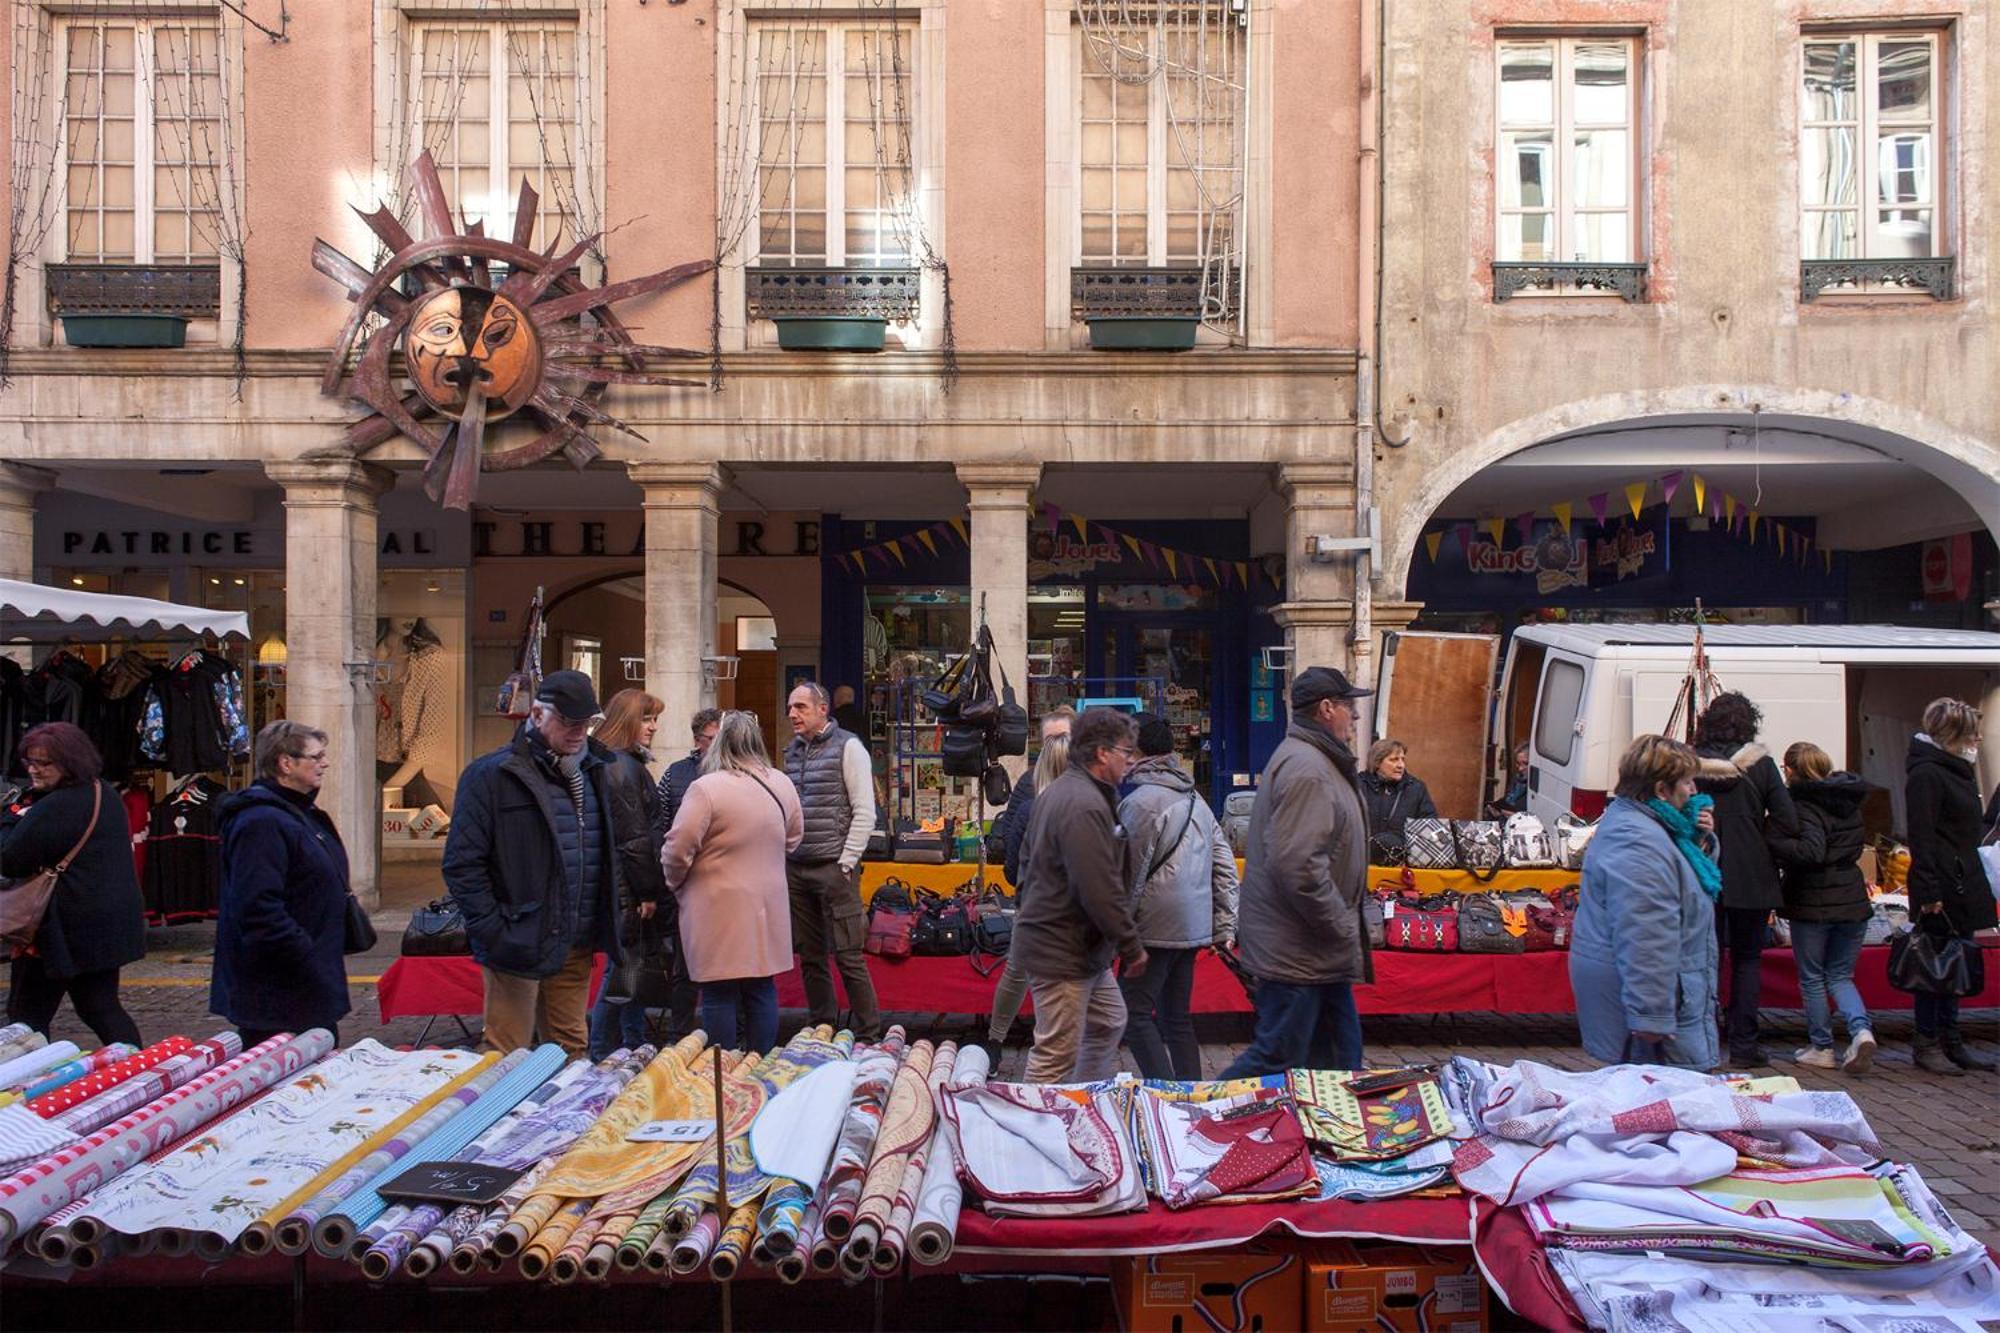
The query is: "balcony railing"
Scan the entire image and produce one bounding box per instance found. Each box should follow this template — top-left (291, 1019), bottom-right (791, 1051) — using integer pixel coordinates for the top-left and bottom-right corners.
top-left (45, 263), bottom-right (221, 316)
top-left (746, 266), bottom-right (920, 322)
top-left (1071, 265), bottom-right (1239, 320)
top-left (1799, 257), bottom-right (1954, 302)
top-left (1491, 261), bottom-right (1647, 302)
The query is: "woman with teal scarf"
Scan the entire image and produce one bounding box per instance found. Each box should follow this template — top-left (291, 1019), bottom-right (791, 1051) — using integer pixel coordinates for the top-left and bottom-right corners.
top-left (1570, 735), bottom-right (1723, 1070)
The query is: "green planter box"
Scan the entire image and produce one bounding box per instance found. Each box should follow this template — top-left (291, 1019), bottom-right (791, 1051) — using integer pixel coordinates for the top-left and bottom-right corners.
top-left (772, 316), bottom-right (887, 352)
top-left (1084, 316), bottom-right (1199, 351)
top-left (60, 314), bottom-right (189, 348)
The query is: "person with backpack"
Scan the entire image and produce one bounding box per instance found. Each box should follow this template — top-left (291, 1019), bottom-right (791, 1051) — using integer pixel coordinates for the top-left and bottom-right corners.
top-left (1765, 742), bottom-right (1875, 1073)
top-left (1118, 715), bottom-right (1237, 1081)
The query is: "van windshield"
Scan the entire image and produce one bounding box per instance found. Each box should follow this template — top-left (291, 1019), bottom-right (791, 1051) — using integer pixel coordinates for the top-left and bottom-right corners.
top-left (1535, 658), bottom-right (1586, 766)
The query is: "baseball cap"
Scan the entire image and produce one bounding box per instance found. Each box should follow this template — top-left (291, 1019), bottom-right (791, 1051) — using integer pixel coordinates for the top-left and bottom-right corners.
top-left (535, 670), bottom-right (603, 722)
top-left (1289, 665), bottom-right (1374, 711)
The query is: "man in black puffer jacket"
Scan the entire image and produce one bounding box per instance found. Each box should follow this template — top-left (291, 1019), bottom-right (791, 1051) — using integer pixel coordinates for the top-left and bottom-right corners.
top-left (1766, 750), bottom-right (1875, 1074)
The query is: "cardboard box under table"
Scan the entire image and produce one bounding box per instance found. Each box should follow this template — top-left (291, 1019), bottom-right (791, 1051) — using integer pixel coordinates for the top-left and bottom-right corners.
top-left (1305, 1240), bottom-right (1490, 1331)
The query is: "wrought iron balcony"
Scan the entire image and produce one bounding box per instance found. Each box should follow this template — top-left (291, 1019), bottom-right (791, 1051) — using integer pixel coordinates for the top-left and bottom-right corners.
top-left (1491, 261), bottom-right (1647, 302)
top-left (1799, 257), bottom-right (1954, 301)
top-left (45, 263), bottom-right (221, 316)
top-left (1071, 265), bottom-right (1238, 320)
top-left (746, 266), bottom-right (920, 322)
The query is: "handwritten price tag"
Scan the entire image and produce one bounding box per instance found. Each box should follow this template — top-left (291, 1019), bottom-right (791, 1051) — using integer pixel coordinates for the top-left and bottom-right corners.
top-left (626, 1119), bottom-right (715, 1144)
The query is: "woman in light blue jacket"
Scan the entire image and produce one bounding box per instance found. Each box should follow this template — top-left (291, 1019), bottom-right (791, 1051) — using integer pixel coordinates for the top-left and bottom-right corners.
top-left (1570, 735), bottom-right (1722, 1070)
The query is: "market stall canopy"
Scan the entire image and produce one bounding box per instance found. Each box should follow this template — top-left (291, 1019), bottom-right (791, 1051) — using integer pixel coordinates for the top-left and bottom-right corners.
top-left (0, 578), bottom-right (250, 642)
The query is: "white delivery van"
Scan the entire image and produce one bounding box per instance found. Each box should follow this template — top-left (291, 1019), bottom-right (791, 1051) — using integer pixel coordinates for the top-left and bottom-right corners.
top-left (1376, 625), bottom-right (2000, 834)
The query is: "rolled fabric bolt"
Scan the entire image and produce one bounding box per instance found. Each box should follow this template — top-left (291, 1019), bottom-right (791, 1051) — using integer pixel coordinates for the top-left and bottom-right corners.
top-left (777, 1248), bottom-right (808, 1285)
top-left (669, 1209), bottom-right (720, 1275)
top-left (519, 1196), bottom-right (592, 1279)
top-left (582, 1239), bottom-right (619, 1281)
top-left (192, 1228), bottom-right (233, 1262)
top-left (495, 1192), bottom-right (561, 1259)
top-left (549, 1210), bottom-right (608, 1283)
top-left (155, 1226), bottom-right (192, 1257)
top-left (707, 1200), bottom-right (759, 1282)
top-left (810, 1231), bottom-right (841, 1272)
top-left (817, 1029), bottom-right (908, 1243)
top-left (62, 1035), bottom-right (244, 1140)
top-left (26, 1037), bottom-right (194, 1117)
top-left (0, 1039), bottom-right (74, 1093)
top-left (20, 1044), bottom-right (138, 1101)
top-left (642, 1229), bottom-right (676, 1273)
top-left (37, 1223), bottom-right (77, 1264)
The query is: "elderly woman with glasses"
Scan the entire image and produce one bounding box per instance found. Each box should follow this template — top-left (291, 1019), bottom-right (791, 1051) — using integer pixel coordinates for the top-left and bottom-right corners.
top-left (1, 721), bottom-right (146, 1046)
top-left (210, 720), bottom-right (355, 1047)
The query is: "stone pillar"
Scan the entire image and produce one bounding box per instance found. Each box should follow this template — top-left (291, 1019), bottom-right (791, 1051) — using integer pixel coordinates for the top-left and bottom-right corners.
top-left (266, 460), bottom-right (392, 909)
top-left (956, 463), bottom-right (1040, 779)
top-left (1270, 462), bottom-right (1359, 676)
top-left (0, 462), bottom-right (55, 581)
top-left (631, 463), bottom-right (725, 742)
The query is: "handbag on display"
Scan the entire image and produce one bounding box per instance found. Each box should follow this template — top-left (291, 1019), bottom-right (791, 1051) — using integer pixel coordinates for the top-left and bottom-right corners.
top-left (1402, 819), bottom-right (1458, 871)
top-left (0, 783), bottom-right (101, 952)
top-left (940, 724), bottom-right (988, 778)
top-left (1457, 893), bottom-right (1524, 954)
top-left (401, 898), bottom-right (470, 956)
top-left (911, 894), bottom-right (974, 956)
top-left (921, 651), bottom-right (973, 721)
top-left (1454, 820), bottom-right (1506, 880)
top-left (1553, 814), bottom-right (1597, 871)
top-left (1363, 885), bottom-right (1397, 949)
top-left (1368, 829), bottom-right (1407, 867)
top-left (342, 893), bottom-right (378, 955)
top-left (992, 657), bottom-right (1029, 758)
top-left (865, 908), bottom-right (917, 958)
top-left (969, 884), bottom-right (1016, 960)
top-left (1385, 888), bottom-right (1459, 951)
top-left (981, 762), bottom-right (1012, 808)
top-left (1887, 915), bottom-right (1985, 996)
top-left (1501, 813), bottom-right (1555, 868)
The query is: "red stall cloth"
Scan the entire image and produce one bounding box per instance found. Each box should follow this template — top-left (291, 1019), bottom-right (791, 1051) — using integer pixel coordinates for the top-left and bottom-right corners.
top-left (955, 1193), bottom-right (1472, 1258)
top-left (1470, 1197), bottom-right (1588, 1333)
top-left (376, 954), bottom-right (606, 1023)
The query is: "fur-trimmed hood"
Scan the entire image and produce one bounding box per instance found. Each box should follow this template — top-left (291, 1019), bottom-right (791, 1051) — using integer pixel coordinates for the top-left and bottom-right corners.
top-left (1696, 741), bottom-right (1766, 786)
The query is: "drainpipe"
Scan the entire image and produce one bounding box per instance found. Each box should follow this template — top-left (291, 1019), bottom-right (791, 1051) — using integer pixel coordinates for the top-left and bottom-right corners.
top-left (1351, 0), bottom-right (1383, 688)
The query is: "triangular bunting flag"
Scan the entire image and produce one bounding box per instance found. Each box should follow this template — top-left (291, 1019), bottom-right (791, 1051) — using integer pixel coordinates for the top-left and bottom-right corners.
top-left (1041, 502), bottom-right (1060, 536)
top-left (1692, 473), bottom-right (1707, 515)
top-left (1455, 522), bottom-right (1475, 554)
top-left (1070, 513), bottom-right (1089, 543)
top-left (1624, 481), bottom-right (1647, 520)
top-left (1483, 516), bottom-right (1505, 548)
top-left (1235, 560), bottom-right (1249, 587)
top-left (1661, 471), bottom-right (1683, 505)
top-left (1823, 549), bottom-right (1834, 573)
top-left (850, 551), bottom-right (866, 575)
top-left (1121, 533), bottom-right (1144, 561)
top-left (1588, 493), bottom-right (1609, 527)
top-left (1163, 548), bottom-right (1179, 576)
top-left (1775, 525), bottom-right (1786, 556)
top-left (1203, 556), bottom-right (1220, 585)
top-left (914, 528), bottom-right (938, 557)
top-left (888, 538), bottom-right (908, 566)
top-left (1551, 501), bottom-right (1573, 535)
top-left (1424, 531), bottom-right (1444, 563)
top-left (1723, 494), bottom-right (1738, 526)
top-left (1748, 509), bottom-right (1761, 541)
top-left (1515, 512), bottom-right (1536, 543)
top-left (948, 517), bottom-right (968, 545)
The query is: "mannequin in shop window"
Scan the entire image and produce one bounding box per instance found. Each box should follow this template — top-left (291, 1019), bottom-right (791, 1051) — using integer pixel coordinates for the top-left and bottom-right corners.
top-left (383, 619), bottom-right (455, 814)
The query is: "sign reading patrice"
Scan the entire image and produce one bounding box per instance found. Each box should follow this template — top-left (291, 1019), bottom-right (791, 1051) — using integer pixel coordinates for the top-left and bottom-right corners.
top-left (376, 1160), bottom-right (527, 1207)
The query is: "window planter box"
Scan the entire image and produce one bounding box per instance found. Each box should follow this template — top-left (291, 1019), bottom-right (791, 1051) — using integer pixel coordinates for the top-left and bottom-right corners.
top-left (1070, 266), bottom-right (1235, 351)
top-left (45, 263), bottom-right (220, 348)
top-left (1081, 315), bottom-right (1199, 351)
top-left (771, 316), bottom-right (887, 352)
top-left (747, 267), bottom-right (918, 350)
top-left (59, 313), bottom-right (189, 348)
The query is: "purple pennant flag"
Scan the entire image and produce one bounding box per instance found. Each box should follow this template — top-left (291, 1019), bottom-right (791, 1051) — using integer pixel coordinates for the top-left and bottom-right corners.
top-left (1515, 512), bottom-right (1536, 544)
top-left (1661, 471), bottom-right (1683, 505)
top-left (1042, 502), bottom-right (1060, 536)
top-left (1587, 492), bottom-right (1609, 527)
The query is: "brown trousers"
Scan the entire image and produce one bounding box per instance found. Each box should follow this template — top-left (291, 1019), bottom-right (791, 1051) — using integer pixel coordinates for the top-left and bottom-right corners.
top-left (786, 859), bottom-right (882, 1041)
top-left (482, 947), bottom-right (595, 1057)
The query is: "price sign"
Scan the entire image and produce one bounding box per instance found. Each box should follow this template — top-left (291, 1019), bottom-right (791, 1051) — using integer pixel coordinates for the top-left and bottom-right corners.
top-left (626, 1119), bottom-right (715, 1144)
top-left (376, 1161), bottom-right (526, 1206)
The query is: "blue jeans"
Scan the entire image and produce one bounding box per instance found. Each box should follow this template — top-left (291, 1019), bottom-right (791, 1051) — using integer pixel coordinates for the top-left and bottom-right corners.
top-left (1217, 980), bottom-right (1363, 1078)
top-left (587, 993), bottom-right (655, 1062)
top-left (1789, 920), bottom-right (1870, 1050)
top-left (700, 976), bottom-right (779, 1054)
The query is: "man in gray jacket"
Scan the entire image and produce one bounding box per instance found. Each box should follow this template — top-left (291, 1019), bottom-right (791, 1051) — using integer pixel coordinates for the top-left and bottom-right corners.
top-left (1012, 708), bottom-right (1149, 1082)
top-left (1220, 666), bottom-right (1373, 1076)
top-left (1118, 714), bottom-right (1237, 1081)
top-left (784, 681), bottom-right (881, 1041)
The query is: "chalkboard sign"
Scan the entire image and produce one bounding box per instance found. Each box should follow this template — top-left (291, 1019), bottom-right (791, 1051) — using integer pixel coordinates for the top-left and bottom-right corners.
top-left (376, 1160), bottom-right (526, 1207)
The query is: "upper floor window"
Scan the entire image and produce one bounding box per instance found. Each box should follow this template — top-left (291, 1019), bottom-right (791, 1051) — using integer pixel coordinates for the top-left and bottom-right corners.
top-left (752, 20), bottom-right (915, 268)
top-left (1801, 33), bottom-right (1941, 264)
top-left (1495, 37), bottom-right (1639, 291)
top-left (410, 22), bottom-right (579, 247)
top-left (1075, 13), bottom-right (1242, 270)
top-left (62, 18), bottom-right (222, 264)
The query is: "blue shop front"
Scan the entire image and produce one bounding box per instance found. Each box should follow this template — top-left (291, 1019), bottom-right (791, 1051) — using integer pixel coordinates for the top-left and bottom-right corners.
top-left (818, 516), bottom-right (1286, 831)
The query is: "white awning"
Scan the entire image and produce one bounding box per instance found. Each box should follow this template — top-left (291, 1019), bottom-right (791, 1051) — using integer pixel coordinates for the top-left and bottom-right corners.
top-left (0, 578), bottom-right (251, 642)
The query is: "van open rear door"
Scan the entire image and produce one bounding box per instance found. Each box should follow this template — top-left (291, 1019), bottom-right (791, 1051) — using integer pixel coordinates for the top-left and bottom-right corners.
top-left (1376, 631), bottom-right (1499, 818)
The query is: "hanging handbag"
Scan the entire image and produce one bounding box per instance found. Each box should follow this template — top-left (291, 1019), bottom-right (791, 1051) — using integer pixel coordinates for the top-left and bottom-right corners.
top-left (940, 724), bottom-right (988, 778)
top-left (1456, 893), bottom-right (1523, 954)
top-left (955, 624), bottom-right (999, 725)
top-left (1368, 829), bottom-right (1407, 867)
top-left (921, 651), bottom-right (973, 721)
top-left (1501, 813), bottom-right (1555, 868)
top-left (342, 892), bottom-right (378, 955)
top-left (1553, 814), bottom-right (1597, 871)
top-left (992, 657), bottom-right (1029, 758)
top-left (401, 898), bottom-right (470, 956)
top-left (1454, 820), bottom-right (1506, 881)
top-left (1402, 818), bottom-right (1458, 871)
top-left (981, 762), bottom-right (1012, 809)
top-left (0, 783), bottom-right (102, 952)
top-left (602, 912), bottom-right (676, 1007)
top-left (1888, 914), bottom-right (1984, 996)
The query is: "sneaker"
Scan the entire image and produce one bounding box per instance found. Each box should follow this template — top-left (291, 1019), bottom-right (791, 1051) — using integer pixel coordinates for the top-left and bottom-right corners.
top-left (1793, 1046), bottom-right (1838, 1069)
top-left (1841, 1030), bottom-right (1876, 1074)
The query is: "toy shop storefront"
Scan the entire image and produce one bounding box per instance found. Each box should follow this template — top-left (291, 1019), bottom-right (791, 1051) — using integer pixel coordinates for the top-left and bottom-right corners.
top-left (818, 514), bottom-right (1287, 832)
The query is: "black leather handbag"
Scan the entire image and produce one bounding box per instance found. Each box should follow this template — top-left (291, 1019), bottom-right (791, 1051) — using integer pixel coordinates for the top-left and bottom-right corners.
top-left (602, 912), bottom-right (677, 1008)
top-left (342, 893), bottom-right (378, 956)
top-left (992, 657), bottom-right (1029, 757)
top-left (1888, 916), bottom-right (1984, 996)
top-left (940, 723), bottom-right (988, 778)
top-left (401, 898), bottom-right (470, 956)
top-left (1456, 892), bottom-right (1523, 954)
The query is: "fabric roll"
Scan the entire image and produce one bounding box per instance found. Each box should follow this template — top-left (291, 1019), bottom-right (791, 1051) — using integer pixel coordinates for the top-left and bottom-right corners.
top-left (754, 1181), bottom-right (812, 1261)
top-left (315, 1046), bottom-right (555, 1254)
top-left (0, 1024), bottom-right (42, 1065)
top-left (448, 1158), bottom-right (553, 1273)
top-left (519, 1197), bottom-right (592, 1279)
top-left (874, 1042), bottom-right (956, 1271)
top-left (524, 1035), bottom-right (708, 1209)
top-left (74, 1039), bottom-right (484, 1253)
top-left (19, 1044), bottom-right (137, 1101)
top-left (708, 1198), bottom-right (760, 1281)
top-left (817, 1030), bottom-right (907, 1241)
top-left (405, 1201), bottom-right (484, 1277)
top-left (0, 1104), bottom-right (81, 1175)
top-left (844, 1040), bottom-right (935, 1262)
top-left (496, 1192), bottom-right (563, 1258)
top-left (909, 1042), bottom-right (989, 1265)
top-left (269, 1048), bottom-right (504, 1255)
top-left (668, 1208), bottom-right (720, 1275)
top-left (549, 1210), bottom-right (608, 1282)
top-left (0, 1031), bottom-right (327, 1247)
top-left (0, 1041), bottom-right (80, 1093)
top-left (53, 1034), bottom-right (242, 1137)
top-left (25, 1039), bottom-right (191, 1117)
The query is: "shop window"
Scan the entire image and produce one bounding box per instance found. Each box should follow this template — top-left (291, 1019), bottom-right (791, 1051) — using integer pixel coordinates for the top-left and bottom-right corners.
top-left (61, 18), bottom-right (223, 263)
top-left (735, 615), bottom-right (778, 653)
top-left (565, 634), bottom-right (604, 697)
top-left (1799, 32), bottom-right (1953, 299)
top-left (1492, 36), bottom-right (1645, 300)
top-left (866, 587), bottom-right (976, 829)
top-left (1534, 658), bottom-right (1585, 767)
top-left (409, 21), bottom-right (580, 246)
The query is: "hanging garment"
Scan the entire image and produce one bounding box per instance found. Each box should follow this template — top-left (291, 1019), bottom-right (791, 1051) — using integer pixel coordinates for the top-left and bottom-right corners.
top-left (141, 651), bottom-right (247, 776)
top-left (398, 644), bottom-right (456, 810)
top-left (22, 651), bottom-right (97, 734)
top-left (93, 653), bottom-right (161, 782)
top-left (0, 658), bottom-right (26, 778)
top-left (122, 787), bottom-right (151, 888)
top-left (143, 777), bottom-right (227, 921)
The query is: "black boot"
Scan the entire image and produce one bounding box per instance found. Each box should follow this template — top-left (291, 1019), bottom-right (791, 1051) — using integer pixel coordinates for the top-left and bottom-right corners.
top-left (1940, 1026), bottom-right (1998, 1072)
top-left (1913, 1034), bottom-right (1966, 1076)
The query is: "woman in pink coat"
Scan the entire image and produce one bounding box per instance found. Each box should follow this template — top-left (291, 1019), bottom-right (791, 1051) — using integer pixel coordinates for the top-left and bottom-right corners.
top-left (661, 710), bottom-right (803, 1051)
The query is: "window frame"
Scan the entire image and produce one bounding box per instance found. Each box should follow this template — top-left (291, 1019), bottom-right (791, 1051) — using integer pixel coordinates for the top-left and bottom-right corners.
top-left (55, 13), bottom-right (225, 267)
top-left (1492, 33), bottom-right (1643, 289)
top-left (1533, 657), bottom-right (1586, 767)
top-left (1798, 29), bottom-right (1945, 265)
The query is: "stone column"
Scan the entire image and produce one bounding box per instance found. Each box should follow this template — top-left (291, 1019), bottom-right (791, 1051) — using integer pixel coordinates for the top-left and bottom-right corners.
top-left (266, 460), bottom-right (393, 909)
top-left (0, 462), bottom-right (55, 581)
top-left (1270, 462), bottom-right (1359, 677)
top-left (956, 462), bottom-right (1040, 779)
top-left (631, 463), bottom-right (725, 741)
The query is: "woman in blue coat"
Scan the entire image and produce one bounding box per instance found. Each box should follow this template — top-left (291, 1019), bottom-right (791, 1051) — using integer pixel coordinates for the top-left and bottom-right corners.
top-left (1571, 735), bottom-right (1722, 1070)
top-left (210, 720), bottom-right (353, 1046)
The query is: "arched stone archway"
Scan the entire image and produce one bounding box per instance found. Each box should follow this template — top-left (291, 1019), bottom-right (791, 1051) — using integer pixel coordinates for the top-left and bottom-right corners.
top-left (1381, 385), bottom-right (2000, 598)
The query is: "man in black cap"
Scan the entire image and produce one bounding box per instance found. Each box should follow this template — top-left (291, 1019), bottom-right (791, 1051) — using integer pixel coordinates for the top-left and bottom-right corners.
top-left (443, 670), bottom-right (630, 1057)
top-left (1220, 665), bottom-right (1375, 1076)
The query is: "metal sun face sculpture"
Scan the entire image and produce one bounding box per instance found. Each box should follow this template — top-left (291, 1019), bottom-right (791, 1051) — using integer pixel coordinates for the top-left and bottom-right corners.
top-left (314, 152), bottom-right (711, 510)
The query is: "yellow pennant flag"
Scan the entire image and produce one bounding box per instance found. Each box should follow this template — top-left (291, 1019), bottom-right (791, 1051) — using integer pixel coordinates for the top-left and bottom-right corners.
top-left (1723, 494), bottom-right (1738, 525)
top-left (1551, 501), bottom-right (1573, 535)
top-left (1624, 481), bottom-right (1648, 520)
top-left (948, 517), bottom-right (968, 545)
top-left (1483, 516), bottom-right (1505, 547)
top-left (1203, 556), bottom-right (1219, 584)
top-left (1424, 531), bottom-right (1444, 563)
top-left (1692, 473), bottom-right (1707, 515)
top-left (1775, 525), bottom-right (1786, 556)
top-left (914, 528), bottom-right (938, 557)
top-left (1823, 549), bottom-right (1833, 573)
top-left (1163, 549), bottom-right (1179, 576)
top-left (1235, 560), bottom-right (1249, 586)
top-left (1070, 513), bottom-right (1089, 543)
top-left (851, 551), bottom-right (867, 575)
top-left (1121, 533), bottom-right (1144, 561)
top-left (1748, 510), bottom-right (1761, 542)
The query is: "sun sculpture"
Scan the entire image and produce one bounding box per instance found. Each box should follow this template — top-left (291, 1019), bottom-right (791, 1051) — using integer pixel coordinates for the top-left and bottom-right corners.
top-left (313, 152), bottom-right (711, 509)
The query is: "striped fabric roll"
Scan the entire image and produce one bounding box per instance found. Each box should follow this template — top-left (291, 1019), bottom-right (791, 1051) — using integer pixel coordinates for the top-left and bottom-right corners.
top-left (26, 1037), bottom-right (194, 1117)
top-left (19, 1045), bottom-right (138, 1101)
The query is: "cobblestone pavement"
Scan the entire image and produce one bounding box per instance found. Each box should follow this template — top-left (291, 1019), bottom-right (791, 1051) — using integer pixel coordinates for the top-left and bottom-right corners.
top-left (48, 857), bottom-right (2000, 1264)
